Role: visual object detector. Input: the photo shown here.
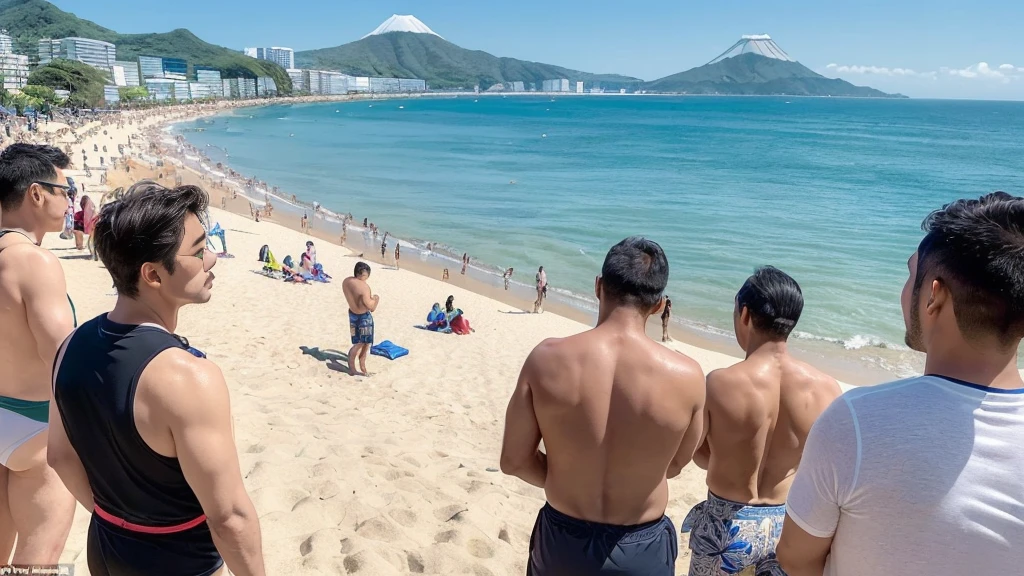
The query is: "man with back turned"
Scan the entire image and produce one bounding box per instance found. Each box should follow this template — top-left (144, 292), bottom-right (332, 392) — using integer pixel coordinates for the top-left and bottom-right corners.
top-left (501, 236), bottom-right (706, 575)
top-left (683, 266), bottom-right (840, 576)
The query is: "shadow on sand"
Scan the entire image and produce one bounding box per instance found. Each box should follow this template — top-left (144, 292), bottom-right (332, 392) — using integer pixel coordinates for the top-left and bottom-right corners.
top-left (299, 346), bottom-right (351, 374)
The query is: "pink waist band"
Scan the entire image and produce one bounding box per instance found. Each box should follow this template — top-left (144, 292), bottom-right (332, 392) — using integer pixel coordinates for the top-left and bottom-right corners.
top-left (94, 504), bottom-right (206, 534)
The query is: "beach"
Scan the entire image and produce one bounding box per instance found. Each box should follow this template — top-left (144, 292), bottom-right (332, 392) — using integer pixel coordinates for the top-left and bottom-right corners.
top-left (12, 100), bottom-right (1014, 575)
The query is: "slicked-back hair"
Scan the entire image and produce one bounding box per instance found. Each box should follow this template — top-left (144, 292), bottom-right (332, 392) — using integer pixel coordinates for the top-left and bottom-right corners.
top-left (736, 266), bottom-right (804, 338)
top-left (0, 144), bottom-right (71, 211)
top-left (600, 237), bottom-right (669, 310)
top-left (916, 191), bottom-right (1024, 346)
top-left (92, 181), bottom-right (209, 298)
top-left (354, 261), bottom-right (371, 277)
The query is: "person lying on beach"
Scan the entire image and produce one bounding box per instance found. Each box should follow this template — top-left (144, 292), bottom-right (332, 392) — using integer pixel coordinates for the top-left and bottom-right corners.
top-left (777, 192), bottom-right (1024, 576)
top-left (683, 267), bottom-right (839, 576)
top-left (342, 262), bottom-right (379, 377)
top-left (0, 144), bottom-right (77, 566)
top-left (49, 181), bottom-right (265, 576)
top-left (501, 237), bottom-right (706, 576)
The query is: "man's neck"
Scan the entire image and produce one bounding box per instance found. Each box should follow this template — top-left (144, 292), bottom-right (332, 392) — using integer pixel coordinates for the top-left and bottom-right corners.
top-left (1, 213), bottom-right (43, 244)
top-left (925, 339), bottom-right (1024, 390)
top-left (596, 305), bottom-right (650, 333)
top-left (744, 334), bottom-right (790, 360)
top-left (107, 295), bottom-right (179, 333)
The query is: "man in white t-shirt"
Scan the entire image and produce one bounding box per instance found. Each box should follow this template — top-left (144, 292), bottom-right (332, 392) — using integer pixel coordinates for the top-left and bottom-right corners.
top-left (776, 191), bottom-right (1024, 576)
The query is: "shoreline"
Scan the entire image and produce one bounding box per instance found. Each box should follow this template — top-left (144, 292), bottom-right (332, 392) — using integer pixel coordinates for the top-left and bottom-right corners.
top-left (161, 98), bottom-right (916, 385)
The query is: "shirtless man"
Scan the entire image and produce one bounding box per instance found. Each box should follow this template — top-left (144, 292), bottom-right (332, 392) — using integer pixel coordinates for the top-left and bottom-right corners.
top-left (342, 262), bottom-right (379, 376)
top-left (0, 144), bottom-right (76, 565)
top-left (47, 181), bottom-right (265, 575)
top-left (684, 266), bottom-right (840, 576)
top-left (501, 237), bottom-right (706, 575)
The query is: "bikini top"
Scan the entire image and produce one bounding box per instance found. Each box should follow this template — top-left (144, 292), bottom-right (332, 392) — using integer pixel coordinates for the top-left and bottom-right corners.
top-left (0, 229), bottom-right (78, 327)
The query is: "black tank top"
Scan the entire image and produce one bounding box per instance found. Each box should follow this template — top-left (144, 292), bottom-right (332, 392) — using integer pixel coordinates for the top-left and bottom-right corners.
top-left (54, 314), bottom-right (222, 574)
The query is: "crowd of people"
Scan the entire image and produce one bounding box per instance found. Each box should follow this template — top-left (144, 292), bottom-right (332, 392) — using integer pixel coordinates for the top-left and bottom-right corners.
top-left (2, 136), bottom-right (1023, 576)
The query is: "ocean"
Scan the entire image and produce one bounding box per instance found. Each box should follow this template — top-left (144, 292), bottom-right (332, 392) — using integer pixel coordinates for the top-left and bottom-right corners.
top-left (176, 95), bottom-right (1024, 378)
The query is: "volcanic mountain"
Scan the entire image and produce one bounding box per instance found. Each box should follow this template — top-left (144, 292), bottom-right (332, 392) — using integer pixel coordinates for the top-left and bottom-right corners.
top-left (645, 35), bottom-right (904, 98)
top-left (295, 15), bottom-right (642, 91)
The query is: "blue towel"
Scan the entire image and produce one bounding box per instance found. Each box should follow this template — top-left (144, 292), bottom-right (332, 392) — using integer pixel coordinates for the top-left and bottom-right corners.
top-left (370, 340), bottom-right (409, 360)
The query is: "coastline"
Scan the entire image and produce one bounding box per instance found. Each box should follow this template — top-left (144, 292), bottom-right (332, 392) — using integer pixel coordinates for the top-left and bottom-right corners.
top-left (163, 97), bottom-right (917, 385)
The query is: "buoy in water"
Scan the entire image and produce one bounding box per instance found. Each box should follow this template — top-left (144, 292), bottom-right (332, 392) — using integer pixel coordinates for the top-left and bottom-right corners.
top-left (541, 134), bottom-right (547, 138)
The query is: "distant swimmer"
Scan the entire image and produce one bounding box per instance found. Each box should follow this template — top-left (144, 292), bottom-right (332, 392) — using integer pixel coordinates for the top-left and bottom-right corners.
top-left (661, 298), bottom-right (672, 342)
top-left (684, 267), bottom-right (840, 576)
top-left (342, 262), bottom-right (379, 377)
top-left (510, 180), bottom-right (517, 185)
top-left (501, 237), bottom-right (706, 576)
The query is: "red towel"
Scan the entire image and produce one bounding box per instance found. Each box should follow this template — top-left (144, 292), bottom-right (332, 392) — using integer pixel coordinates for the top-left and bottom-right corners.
top-left (450, 315), bottom-right (472, 335)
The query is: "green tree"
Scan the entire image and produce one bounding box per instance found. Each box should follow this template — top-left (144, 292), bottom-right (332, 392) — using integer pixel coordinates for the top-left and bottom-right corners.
top-left (21, 84), bottom-right (58, 104)
top-left (118, 85), bottom-right (149, 103)
top-left (27, 59), bottom-right (108, 108)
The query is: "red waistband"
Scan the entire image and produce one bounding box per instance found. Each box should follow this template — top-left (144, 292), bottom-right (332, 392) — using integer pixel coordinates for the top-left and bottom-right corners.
top-left (94, 504), bottom-right (207, 534)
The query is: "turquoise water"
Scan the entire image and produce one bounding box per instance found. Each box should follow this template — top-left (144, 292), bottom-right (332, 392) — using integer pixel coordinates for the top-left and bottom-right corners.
top-left (178, 96), bottom-right (1024, 371)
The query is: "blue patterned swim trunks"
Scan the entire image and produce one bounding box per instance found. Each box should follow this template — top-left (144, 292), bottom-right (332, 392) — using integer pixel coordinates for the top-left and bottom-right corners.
top-left (681, 492), bottom-right (786, 576)
top-left (349, 310), bottom-right (374, 345)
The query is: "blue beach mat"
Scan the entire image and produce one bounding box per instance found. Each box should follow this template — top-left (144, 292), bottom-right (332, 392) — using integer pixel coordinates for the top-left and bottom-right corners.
top-left (370, 340), bottom-right (409, 360)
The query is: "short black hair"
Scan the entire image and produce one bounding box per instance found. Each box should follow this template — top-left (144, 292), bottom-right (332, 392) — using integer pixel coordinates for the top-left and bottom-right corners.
top-left (92, 181), bottom-right (209, 298)
top-left (600, 237), bottom-right (669, 310)
top-left (354, 261), bottom-right (371, 277)
top-left (736, 266), bottom-right (804, 338)
top-left (916, 191), bottom-right (1024, 346)
top-left (0, 144), bottom-right (71, 211)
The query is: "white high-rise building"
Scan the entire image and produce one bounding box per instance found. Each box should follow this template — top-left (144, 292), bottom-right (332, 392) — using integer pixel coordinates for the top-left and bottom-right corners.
top-left (576, 81), bottom-right (584, 93)
top-left (558, 79), bottom-right (569, 92)
top-left (0, 30), bottom-right (28, 90)
top-left (246, 47), bottom-right (294, 69)
top-left (114, 60), bottom-right (141, 86)
top-left (38, 37), bottom-right (116, 70)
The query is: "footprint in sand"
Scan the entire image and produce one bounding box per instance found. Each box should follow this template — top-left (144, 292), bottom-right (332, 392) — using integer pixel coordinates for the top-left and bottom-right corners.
top-left (355, 516), bottom-right (401, 543)
top-left (343, 554), bottom-right (362, 573)
top-left (433, 504), bottom-right (468, 523)
top-left (388, 508), bottom-right (417, 527)
top-left (498, 527), bottom-right (511, 545)
top-left (434, 529), bottom-right (458, 544)
top-left (406, 551), bottom-right (425, 573)
top-left (339, 538), bottom-right (355, 554)
top-left (467, 538), bottom-right (495, 559)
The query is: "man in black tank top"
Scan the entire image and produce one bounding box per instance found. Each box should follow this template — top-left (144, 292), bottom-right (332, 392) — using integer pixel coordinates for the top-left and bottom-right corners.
top-left (48, 181), bottom-right (266, 576)
top-left (0, 144), bottom-right (77, 566)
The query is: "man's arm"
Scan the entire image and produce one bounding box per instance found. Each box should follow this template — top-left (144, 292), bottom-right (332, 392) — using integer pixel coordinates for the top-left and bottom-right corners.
top-left (22, 248), bottom-right (75, 365)
top-left (358, 286), bottom-right (379, 312)
top-left (667, 362), bottom-right (706, 479)
top-left (775, 516), bottom-right (833, 576)
top-left (499, 347), bottom-right (547, 488)
top-left (158, 352), bottom-right (265, 576)
top-left (46, 390), bottom-right (94, 510)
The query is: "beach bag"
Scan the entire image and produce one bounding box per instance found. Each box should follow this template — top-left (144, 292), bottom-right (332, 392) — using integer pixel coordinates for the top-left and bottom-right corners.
top-left (370, 341), bottom-right (409, 360)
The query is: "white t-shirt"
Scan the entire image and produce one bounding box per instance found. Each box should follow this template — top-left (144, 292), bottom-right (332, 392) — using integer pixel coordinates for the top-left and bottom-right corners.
top-left (787, 375), bottom-right (1024, 575)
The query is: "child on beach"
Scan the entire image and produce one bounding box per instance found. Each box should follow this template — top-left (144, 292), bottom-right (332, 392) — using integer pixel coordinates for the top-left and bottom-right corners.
top-left (443, 268), bottom-right (449, 281)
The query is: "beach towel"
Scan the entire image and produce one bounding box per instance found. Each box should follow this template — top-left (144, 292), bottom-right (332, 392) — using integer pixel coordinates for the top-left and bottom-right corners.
top-left (370, 341), bottom-right (408, 360)
top-left (450, 314), bottom-right (473, 335)
top-left (311, 263), bottom-right (331, 283)
top-left (425, 304), bottom-right (451, 332)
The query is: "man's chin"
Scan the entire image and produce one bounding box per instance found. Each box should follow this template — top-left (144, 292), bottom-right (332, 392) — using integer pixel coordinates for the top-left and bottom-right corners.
top-left (904, 332), bottom-right (925, 353)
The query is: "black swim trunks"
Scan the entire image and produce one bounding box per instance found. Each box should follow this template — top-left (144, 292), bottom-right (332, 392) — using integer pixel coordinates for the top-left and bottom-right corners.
top-left (528, 503), bottom-right (678, 576)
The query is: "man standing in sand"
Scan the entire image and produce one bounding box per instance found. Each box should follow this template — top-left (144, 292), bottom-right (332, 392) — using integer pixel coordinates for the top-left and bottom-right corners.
top-left (661, 297), bottom-right (672, 342)
top-left (0, 144), bottom-right (77, 566)
top-left (501, 237), bottom-right (706, 575)
top-left (394, 242), bottom-right (400, 270)
top-left (343, 262), bottom-right (379, 376)
top-left (533, 266), bottom-right (547, 313)
top-left (48, 182), bottom-right (265, 576)
top-left (777, 192), bottom-right (1024, 575)
top-left (683, 266), bottom-right (840, 576)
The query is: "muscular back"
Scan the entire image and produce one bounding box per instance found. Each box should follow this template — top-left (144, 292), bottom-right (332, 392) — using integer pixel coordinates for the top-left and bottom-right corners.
top-left (530, 324), bottom-right (705, 525)
top-left (703, 354), bottom-right (840, 505)
top-left (342, 277), bottom-right (371, 314)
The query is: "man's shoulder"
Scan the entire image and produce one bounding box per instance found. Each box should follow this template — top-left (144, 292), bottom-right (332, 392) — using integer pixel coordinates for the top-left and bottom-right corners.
top-left (141, 348), bottom-right (226, 407)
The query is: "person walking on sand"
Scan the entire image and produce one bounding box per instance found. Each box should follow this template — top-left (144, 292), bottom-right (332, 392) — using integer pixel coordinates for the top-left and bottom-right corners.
top-left (380, 235), bottom-right (388, 263)
top-left (461, 253), bottom-right (469, 275)
top-left (501, 237), bottom-right (706, 575)
top-left (300, 213), bottom-right (307, 232)
top-left (0, 144), bottom-right (77, 566)
top-left (394, 243), bottom-right (400, 270)
top-left (343, 262), bottom-right (379, 377)
top-left (533, 266), bottom-right (547, 313)
top-left (684, 267), bottom-right (840, 576)
top-left (777, 192), bottom-right (1024, 576)
top-left (504, 267), bottom-right (514, 290)
top-left (661, 297), bottom-right (672, 342)
top-left (48, 182), bottom-right (266, 576)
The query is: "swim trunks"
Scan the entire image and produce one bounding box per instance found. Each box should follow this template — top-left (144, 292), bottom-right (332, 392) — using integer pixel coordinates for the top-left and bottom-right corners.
top-left (0, 396), bottom-right (48, 466)
top-left (528, 503), bottom-right (677, 576)
top-left (349, 310), bottom-right (374, 345)
top-left (682, 492), bottom-right (786, 576)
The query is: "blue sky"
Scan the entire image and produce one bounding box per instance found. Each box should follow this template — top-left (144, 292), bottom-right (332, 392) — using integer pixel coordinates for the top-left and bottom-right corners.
top-left (54, 0), bottom-right (1024, 99)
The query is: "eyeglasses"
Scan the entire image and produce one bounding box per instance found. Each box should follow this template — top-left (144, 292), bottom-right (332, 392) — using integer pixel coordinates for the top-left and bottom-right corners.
top-left (34, 180), bottom-right (71, 199)
top-left (178, 246), bottom-right (215, 272)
